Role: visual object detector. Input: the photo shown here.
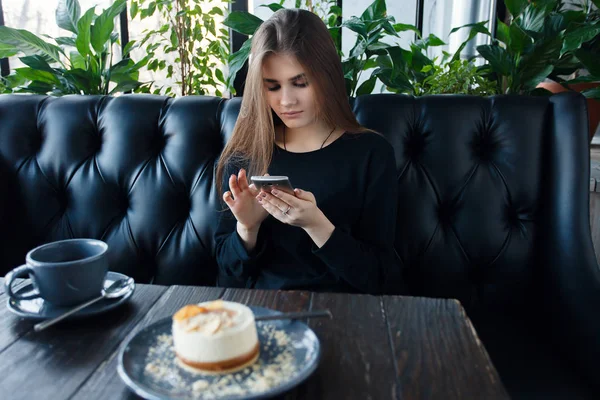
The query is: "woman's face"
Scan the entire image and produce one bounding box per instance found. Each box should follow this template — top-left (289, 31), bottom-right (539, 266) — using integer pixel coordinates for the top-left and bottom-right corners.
top-left (262, 53), bottom-right (317, 130)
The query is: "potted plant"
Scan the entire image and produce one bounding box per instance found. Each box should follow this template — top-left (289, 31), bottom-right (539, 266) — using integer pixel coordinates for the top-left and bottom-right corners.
top-left (477, 0), bottom-right (600, 140)
top-left (223, 0), bottom-right (497, 97)
top-left (128, 0), bottom-right (230, 97)
top-left (0, 0), bottom-right (149, 96)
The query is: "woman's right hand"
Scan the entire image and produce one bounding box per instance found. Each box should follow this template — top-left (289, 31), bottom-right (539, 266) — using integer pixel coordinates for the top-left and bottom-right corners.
top-left (223, 169), bottom-right (269, 233)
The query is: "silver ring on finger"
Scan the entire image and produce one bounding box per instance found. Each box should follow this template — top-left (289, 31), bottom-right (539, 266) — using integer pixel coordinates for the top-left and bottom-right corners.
top-left (282, 205), bottom-right (291, 215)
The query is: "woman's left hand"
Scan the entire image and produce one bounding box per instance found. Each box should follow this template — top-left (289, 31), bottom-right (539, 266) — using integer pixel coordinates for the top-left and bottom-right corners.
top-left (257, 188), bottom-right (325, 230)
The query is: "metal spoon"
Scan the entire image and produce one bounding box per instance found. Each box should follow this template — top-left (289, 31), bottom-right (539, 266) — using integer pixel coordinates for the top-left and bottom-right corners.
top-left (34, 277), bottom-right (134, 332)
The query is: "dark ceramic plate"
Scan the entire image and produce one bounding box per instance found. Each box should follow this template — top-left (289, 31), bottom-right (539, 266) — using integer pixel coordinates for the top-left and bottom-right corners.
top-left (118, 306), bottom-right (321, 400)
top-left (6, 271), bottom-right (135, 320)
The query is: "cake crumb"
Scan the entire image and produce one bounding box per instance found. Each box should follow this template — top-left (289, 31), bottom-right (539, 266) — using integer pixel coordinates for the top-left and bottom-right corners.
top-left (192, 380), bottom-right (209, 391)
top-left (143, 323), bottom-right (305, 399)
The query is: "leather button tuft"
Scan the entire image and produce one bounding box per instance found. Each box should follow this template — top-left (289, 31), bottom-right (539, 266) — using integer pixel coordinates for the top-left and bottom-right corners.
top-left (437, 202), bottom-right (454, 224)
top-left (405, 130), bottom-right (425, 160)
top-left (32, 134), bottom-right (43, 153)
top-left (156, 135), bottom-right (168, 154)
top-left (57, 191), bottom-right (68, 213)
top-left (506, 206), bottom-right (519, 224)
top-left (472, 132), bottom-right (496, 162)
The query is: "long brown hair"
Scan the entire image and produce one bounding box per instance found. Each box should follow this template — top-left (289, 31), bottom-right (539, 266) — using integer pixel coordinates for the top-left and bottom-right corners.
top-left (216, 8), bottom-right (370, 194)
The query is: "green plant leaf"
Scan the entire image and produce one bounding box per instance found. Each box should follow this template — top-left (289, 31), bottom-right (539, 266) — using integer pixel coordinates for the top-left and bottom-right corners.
top-left (19, 55), bottom-right (55, 73)
top-left (122, 40), bottom-right (136, 57)
top-left (210, 6), bottom-right (224, 15)
top-left (562, 24), bottom-right (600, 55)
top-left (24, 81), bottom-right (55, 94)
top-left (140, 2), bottom-right (156, 19)
top-left (376, 54), bottom-right (392, 69)
top-left (393, 23), bottom-right (420, 35)
top-left (109, 57), bottom-right (136, 75)
top-left (415, 33), bottom-right (445, 49)
top-left (367, 42), bottom-right (391, 51)
top-left (349, 36), bottom-right (368, 59)
top-left (226, 38), bottom-right (252, 89)
top-left (88, 54), bottom-right (99, 75)
top-left (373, 67), bottom-right (412, 93)
top-left (76, 7), bottom-right (96, 57)
top-left (364, 58), bottom-right (378, 70)
top-left (544, 14), bottom-right (567, 36)
top-left (477, 44), bottom-right (512, 76)
top-left (518, 37), bottom-right (562, 90)
top-left (70, 51), bottom-right (86, 69)
top-left (330, 5), bottom-right (342, 17)
top-left (215, 69), bottom-right (225, 84)
top-left (0, 26), bottom-right (64, 64)
top-left (496, 19), bottom-right (510, 44)
top-left (365, 18), bottom-right (388, 36)
top-left (552, 53), bottom-right (580, 76)
top-left (55, 36), bottom-right (77, 47)
top-left (505, 0), bottom-right (529, 18)
top-left (109, 80), bottom-right (142, 95)
top-left (56, 0), bottom-right (81, 34)
top-left (224, 12), bottom-right (263, 36)
top-left (259, 3), bottom-right (283, 12)
top-left (14, 67), bottom-right (60, 85)
top-left (509, 22), bottom-right (532, 54)
top-left (61, 68), bottom-right (95, 93)
top-left (0, 43), bottom-right (18, 59)
top-left (521, 64), bottom-right (554, 91)
top-left (91, 0), bottom-right (126, 54)
top-left (387, 46), bottom-right (409, 75)
top-left (449, 21), bottom-right (491, 36)
top-left (329, 27), bottom-right (341, 50)
top-left (517, 3), bottom-right (548, 33)
top-left (449, 21), bottom-right (491, 62)
top-left (361, 0), bottom-right (386, 20)
top-left (564, 76), bottom-right (600, 84)
top-left (342, 17), bottom-right (368, 39)
top-left (381, 21), bottom-right (398, 37)
top-left (357, 76), bottom-right (377, 96)
top-left (582, 87), bottom-right (600, 99)
top-left (130, 1), bottom-right (139, 19)
top-left (409, 44), bottom-right (433, 76)
top-left (575, 48), bottom-right (600, 76)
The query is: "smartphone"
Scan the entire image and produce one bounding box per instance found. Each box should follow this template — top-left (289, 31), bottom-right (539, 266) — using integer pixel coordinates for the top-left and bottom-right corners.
top-left (250, 175), bottom-right (295, 194)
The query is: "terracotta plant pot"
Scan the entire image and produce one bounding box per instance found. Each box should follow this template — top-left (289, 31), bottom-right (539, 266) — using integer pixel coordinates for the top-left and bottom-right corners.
top-left (538, 80), bottom-right (600, 142)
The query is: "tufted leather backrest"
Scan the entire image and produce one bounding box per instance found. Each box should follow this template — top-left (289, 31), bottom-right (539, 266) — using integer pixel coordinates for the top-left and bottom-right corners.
top-left (351, 94), bottom-right (567, 312)
top-left (0, 95), bottom-right (227, 285)
top-left (0, 93), bottom-right (591, 312)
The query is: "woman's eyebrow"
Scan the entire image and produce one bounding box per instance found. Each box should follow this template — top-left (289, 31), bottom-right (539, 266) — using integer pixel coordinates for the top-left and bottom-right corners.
top-left (263, 73), bottom-right (306, 83)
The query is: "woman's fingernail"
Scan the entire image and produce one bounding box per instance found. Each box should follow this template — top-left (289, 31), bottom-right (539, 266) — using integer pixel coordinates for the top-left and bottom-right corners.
top-left (261, 192), bottom-right (267, 198)
top-left (257, 197), bottom-right (262, 202)
top-left (271, 189), bottom-right (279, 195)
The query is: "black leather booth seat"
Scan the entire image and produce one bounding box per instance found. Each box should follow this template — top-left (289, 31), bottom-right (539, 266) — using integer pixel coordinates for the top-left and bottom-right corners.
top-left (0, 93), bottom-right (598, 398)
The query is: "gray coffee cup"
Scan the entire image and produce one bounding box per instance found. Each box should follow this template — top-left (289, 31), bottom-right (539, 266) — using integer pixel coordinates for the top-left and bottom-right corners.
top-left (4, 238), bottom-right (109, 307)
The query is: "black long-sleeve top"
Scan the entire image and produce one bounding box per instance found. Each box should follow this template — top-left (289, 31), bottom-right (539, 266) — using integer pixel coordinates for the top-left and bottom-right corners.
top-left (214, 131), bottom-right (404, 294)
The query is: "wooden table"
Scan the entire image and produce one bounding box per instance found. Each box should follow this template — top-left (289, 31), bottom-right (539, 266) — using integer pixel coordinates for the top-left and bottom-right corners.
top-left (0, 279), bottom-right (509, 400)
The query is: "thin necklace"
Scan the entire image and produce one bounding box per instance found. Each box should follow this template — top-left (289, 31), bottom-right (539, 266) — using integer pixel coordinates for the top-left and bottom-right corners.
top-left (283, 125), bottom-right (336, 151)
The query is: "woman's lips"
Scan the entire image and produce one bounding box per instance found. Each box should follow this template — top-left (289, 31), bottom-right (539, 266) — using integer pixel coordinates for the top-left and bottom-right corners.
top-left (281, 111), bottom-right (303, 118)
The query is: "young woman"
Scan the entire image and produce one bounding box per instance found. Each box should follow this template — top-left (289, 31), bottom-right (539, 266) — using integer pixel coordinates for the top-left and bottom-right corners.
top-left (214, 8), bottom-right (403, 295)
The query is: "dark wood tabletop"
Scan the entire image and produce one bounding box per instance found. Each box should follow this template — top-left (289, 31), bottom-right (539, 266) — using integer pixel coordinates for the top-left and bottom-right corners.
top-left (0, 279), bottom-right (509, 400)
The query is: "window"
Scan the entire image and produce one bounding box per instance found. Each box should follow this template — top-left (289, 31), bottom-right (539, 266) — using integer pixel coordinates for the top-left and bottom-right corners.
top-left (3, 1), bottom-right (117, 70)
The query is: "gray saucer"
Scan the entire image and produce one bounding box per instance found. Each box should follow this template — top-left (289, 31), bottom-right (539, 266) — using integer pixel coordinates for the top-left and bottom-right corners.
top-left (6, 271), bottom-right (135, 320)
top-left (118, 306), bottom-right (321, 400)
